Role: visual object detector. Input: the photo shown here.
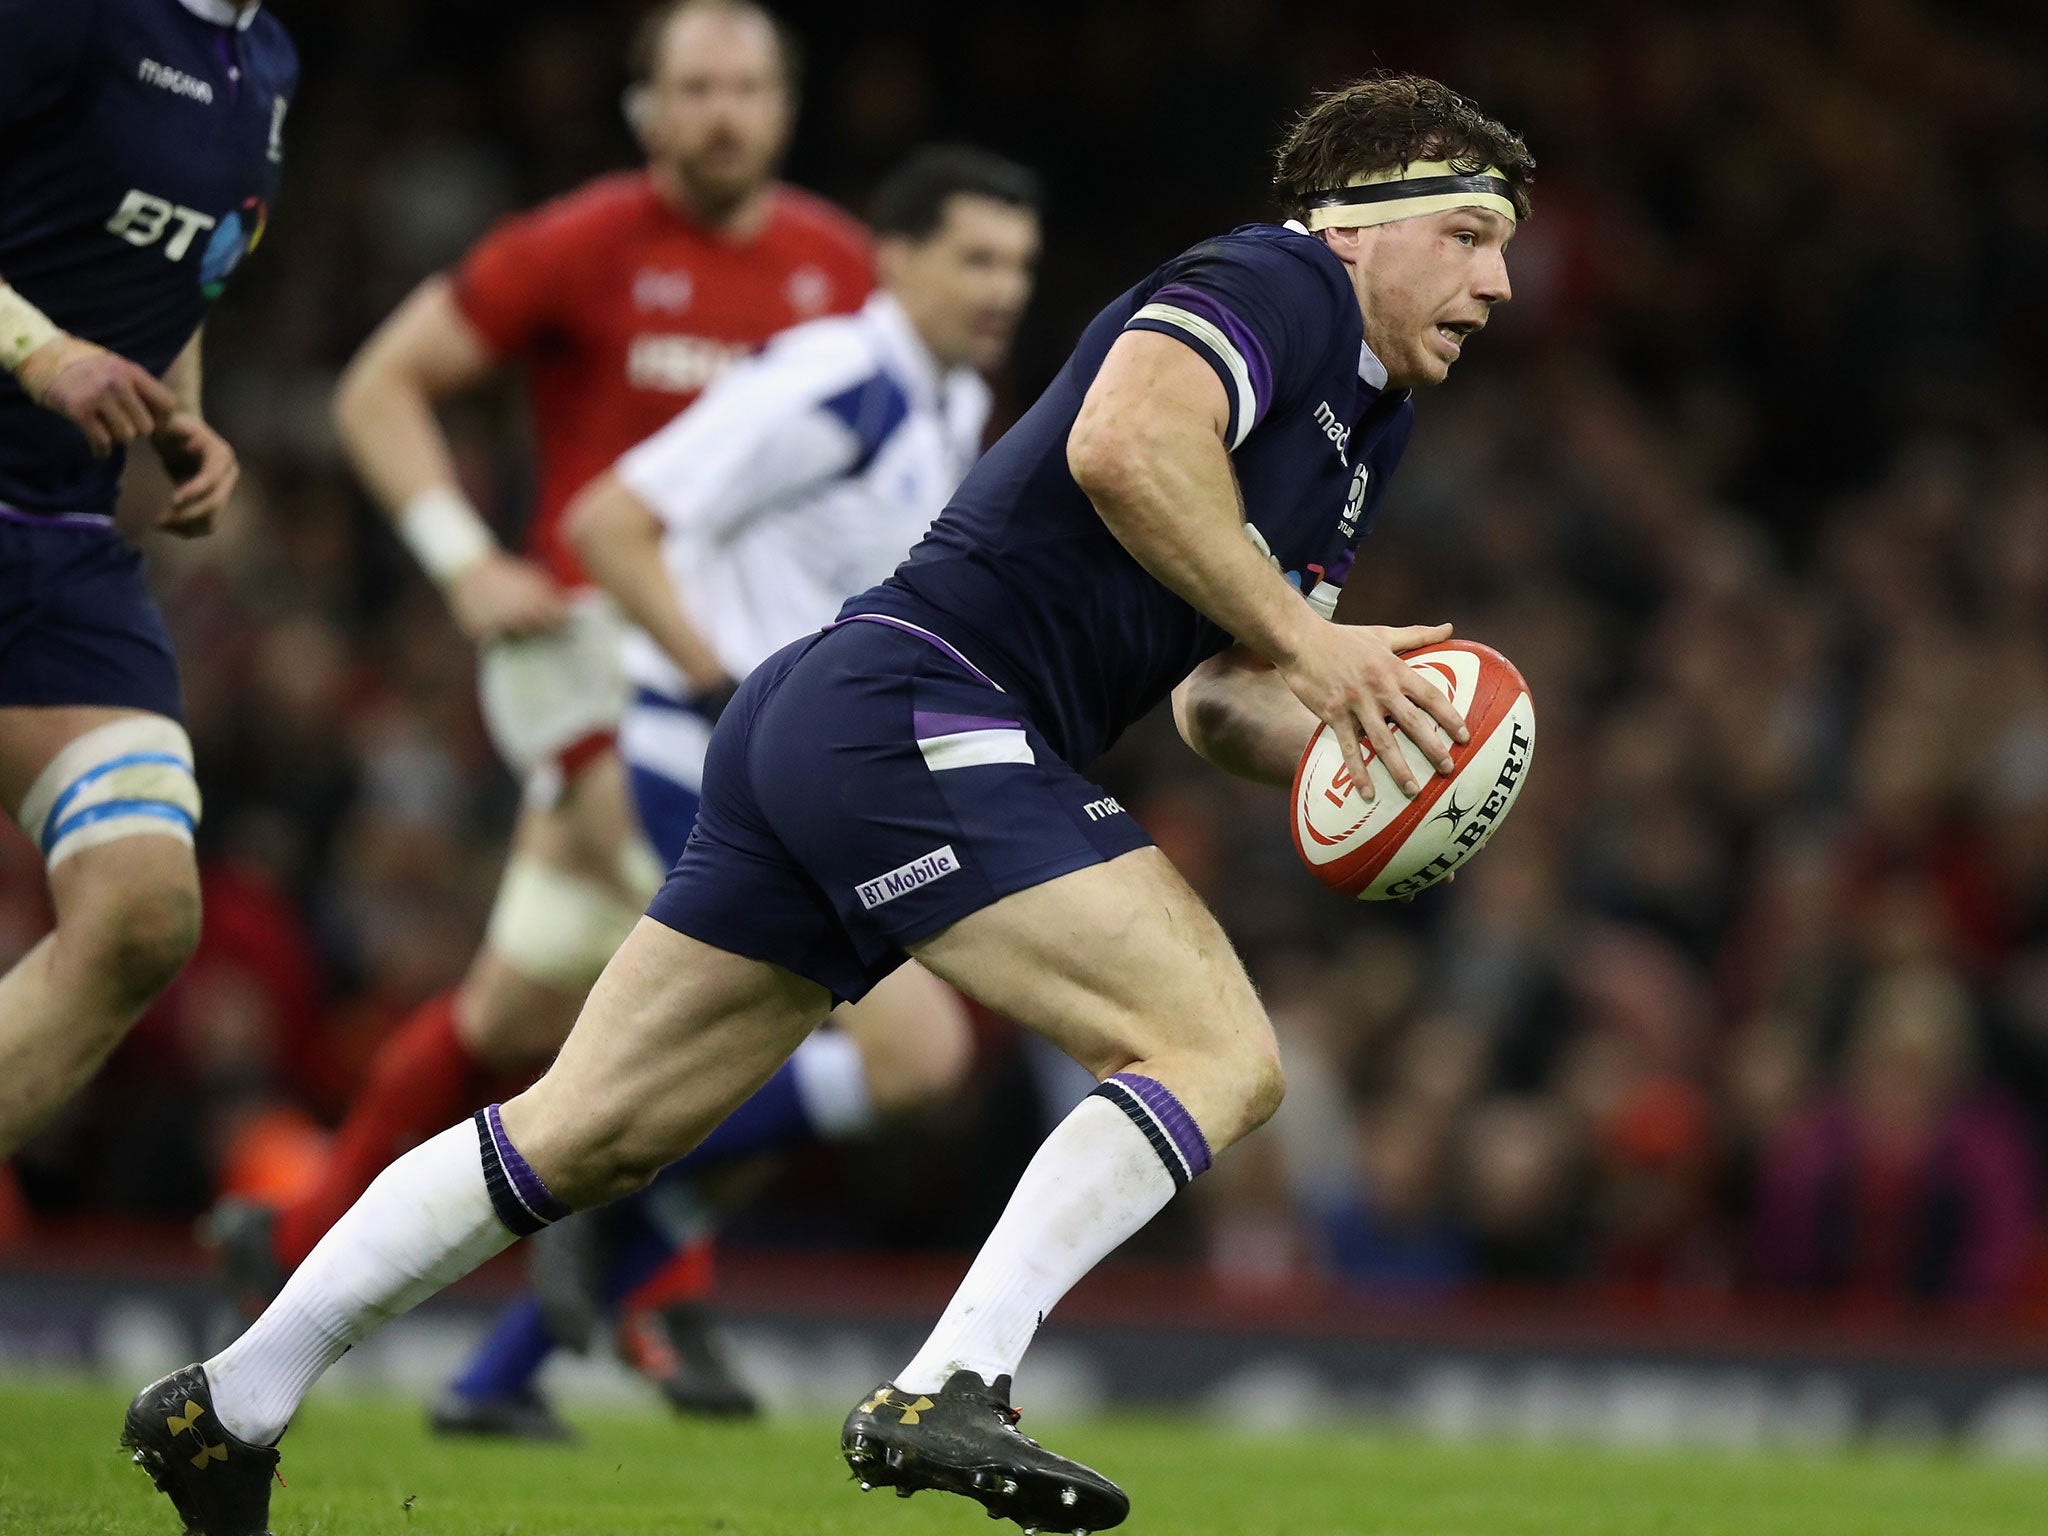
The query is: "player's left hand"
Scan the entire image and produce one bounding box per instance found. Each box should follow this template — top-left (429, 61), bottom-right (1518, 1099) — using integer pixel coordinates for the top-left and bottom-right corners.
top-left (151, 412), bottom-right (239, 538)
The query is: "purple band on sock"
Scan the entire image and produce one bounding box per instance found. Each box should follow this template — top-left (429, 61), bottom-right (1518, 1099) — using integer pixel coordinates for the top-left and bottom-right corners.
top-left (1091, 1073), bottom-right (1213, 1187)
top-left (475, 1104), bottom-right (569, 1236)
top-left (912, 710), bottom-right (1015, 739)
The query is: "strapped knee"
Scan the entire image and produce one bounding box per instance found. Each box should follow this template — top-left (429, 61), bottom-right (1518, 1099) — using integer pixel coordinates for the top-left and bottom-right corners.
top-left (484, 854), bottom-right (644, 989)
top-left (16, 716), bottom-right (201, 870)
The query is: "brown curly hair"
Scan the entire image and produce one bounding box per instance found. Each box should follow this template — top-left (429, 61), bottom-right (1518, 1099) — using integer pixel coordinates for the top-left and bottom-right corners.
top-left (1273, 73), bottom-right (1535, 224)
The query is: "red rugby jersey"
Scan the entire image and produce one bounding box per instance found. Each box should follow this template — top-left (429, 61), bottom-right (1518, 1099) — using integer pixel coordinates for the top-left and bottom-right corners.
top-left (452, 170), bottom-right (873, 584)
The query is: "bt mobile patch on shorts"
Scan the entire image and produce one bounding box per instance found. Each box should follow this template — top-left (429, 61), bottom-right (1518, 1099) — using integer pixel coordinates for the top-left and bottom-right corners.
top-left (857, 844), bottom-right (960, 910)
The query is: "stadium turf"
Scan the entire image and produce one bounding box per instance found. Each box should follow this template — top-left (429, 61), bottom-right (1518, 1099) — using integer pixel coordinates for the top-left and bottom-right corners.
top-left (3, 1377), bottom-right (2045, 1535)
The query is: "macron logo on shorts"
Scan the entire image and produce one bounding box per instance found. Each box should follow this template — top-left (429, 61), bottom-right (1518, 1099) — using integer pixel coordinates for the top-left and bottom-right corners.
top-left (857, 845), bottom-right (960, 910)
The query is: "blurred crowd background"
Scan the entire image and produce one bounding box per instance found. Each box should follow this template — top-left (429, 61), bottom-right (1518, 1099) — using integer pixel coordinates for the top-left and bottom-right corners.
top-left (6, 0), bottom-right (2048, 1319)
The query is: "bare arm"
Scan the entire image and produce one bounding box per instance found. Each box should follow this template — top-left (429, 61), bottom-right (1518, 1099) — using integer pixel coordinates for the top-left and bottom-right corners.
top-left (1069, 331), bottom-right (1465, 798)
top-left (333, 276), bottom-right (566, 641)
top-left (149, 326), bottom-right (239, 537)
top-left (564, 471), bottom-right (731, 694)
top-left (333, 276), bottom-right (495, 514)
top-left (160, 325), bottom-right (203, 412)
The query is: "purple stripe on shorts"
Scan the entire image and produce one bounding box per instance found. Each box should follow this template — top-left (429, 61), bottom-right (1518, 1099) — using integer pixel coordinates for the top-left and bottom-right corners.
top-left (0, 501), bottom-right (116, 529)
top-left (826, 613), bottom-right (1003, 691)
top-left (485, 1103), bottom-right (569, 1225)
top-left (1108, 1071), bottom-right (1213, 1178)
top-left (913, 710), bottom-right (1015, 740)
top-left (1147, 284), bottom-right (1273, 424)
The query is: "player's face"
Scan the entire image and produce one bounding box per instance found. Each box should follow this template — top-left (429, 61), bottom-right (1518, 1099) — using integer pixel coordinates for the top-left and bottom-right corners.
top-left (640, 10), bottom-right (791, 216)
top-left (883, 196), bottom-right (1042, 372)
top-left (1338, 208), bottom-right (1513, 389)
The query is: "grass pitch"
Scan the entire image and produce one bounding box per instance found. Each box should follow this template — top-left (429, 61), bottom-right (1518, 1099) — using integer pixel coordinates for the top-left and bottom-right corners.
top-left (2, 1377), bottom-right (2045, 1535)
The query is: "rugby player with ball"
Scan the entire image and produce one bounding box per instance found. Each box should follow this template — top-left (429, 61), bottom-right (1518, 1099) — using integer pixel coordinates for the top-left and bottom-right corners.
top-left (124, 72), bottom-right (1535, 1536)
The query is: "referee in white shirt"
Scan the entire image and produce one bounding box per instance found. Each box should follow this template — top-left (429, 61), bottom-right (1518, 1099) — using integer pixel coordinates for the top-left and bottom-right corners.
top-left (568, 145), bottom-right (1043, 866)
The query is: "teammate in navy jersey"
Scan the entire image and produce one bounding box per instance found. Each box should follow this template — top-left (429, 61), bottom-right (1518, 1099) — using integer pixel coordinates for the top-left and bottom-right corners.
top-left (127, 73), bottom-right (1532, 1536)
top-left (0, 0), bottom-right (293, 1164)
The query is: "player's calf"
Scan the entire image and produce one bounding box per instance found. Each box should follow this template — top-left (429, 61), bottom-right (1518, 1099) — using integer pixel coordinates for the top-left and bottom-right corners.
top-left (839, 960), bottom-right (974, 1117)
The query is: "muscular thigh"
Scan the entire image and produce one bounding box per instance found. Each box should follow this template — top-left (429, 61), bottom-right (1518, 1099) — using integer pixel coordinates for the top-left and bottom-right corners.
top-left (501, 917), bottom-right (832, 1201)
top-left (907, 847), bottom-right (1274, 1130)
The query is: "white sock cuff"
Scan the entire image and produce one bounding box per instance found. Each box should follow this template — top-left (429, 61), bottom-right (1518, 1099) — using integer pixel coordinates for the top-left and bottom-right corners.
top-left (789, 1030), bottom-right (878, 1141)
top-left (895, 1094), bottom-right (1179, 1393)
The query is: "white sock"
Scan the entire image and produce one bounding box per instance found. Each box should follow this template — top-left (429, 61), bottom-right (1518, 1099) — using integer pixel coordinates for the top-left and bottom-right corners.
top-left (206, 1112), bottom-right (556, 1444)
top-left (789, 1029), bottom-right (878, 1140)
top-left (895, 1074), bottom-right (1211, 1394)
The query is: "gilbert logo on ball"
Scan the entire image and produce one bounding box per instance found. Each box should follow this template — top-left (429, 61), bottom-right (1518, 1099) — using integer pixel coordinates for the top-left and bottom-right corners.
top-left (1291, 640), bottom-right (1534, 900)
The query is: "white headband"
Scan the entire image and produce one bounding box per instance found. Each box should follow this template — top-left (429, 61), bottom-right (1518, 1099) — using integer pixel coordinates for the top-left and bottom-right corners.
top-left (1303, 159), bottom-right (1518, 231)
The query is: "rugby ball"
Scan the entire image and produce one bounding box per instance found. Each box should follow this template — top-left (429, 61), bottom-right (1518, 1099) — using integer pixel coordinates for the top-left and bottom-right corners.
top-left (1290, 640), bottom-right (1534, 900)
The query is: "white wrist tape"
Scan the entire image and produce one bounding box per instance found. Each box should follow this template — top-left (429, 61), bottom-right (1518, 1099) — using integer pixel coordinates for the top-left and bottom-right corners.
top-left (0, 283), bottom-right (62, 373)
top-left (398, 486), bottom-right (496, 583)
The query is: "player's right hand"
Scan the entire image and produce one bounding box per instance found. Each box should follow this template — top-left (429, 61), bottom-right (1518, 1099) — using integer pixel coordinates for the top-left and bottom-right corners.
top-left (447, 551), bottom-right (573, 642)
top-left (15, 335), bottom-right (177, 457)
top-left (1277, 621), bottom-right (1467, 801)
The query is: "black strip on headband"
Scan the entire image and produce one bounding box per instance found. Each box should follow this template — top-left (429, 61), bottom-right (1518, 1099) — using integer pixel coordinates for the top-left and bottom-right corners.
top-left (1306, 173), bottom-right (1513, 211)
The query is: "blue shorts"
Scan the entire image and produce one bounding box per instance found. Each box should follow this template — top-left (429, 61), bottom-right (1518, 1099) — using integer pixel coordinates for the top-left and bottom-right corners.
top-left (646, 615), bottom-right (1153, 1003)
top-left (0, 511), bottom-right (182, 717)
top-left (619, 686), bottom-right (712, 867)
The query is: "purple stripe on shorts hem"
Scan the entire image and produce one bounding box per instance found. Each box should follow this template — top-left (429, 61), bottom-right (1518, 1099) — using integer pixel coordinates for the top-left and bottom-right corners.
top-left (913, 709), bottom-right (1015, 740)
top-left (0, 501), bottom-right (116, 529)
top-left (1108, 1072), bottom-right (1213, 1178)
top-left (1147, 284), bottom-right (1273, 420)
top-left (485, 1103), bottom-right (569, 1224)
top-left (827, 613), bottom-right (1003, 691)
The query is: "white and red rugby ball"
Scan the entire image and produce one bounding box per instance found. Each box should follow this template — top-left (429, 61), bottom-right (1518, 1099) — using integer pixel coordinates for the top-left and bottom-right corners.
top-left (1291, 640), bottom-right (1535, 901)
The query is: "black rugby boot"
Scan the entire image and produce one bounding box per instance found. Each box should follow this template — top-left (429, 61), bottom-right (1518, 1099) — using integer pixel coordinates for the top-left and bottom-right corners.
top-left (841, 1371), bottom-right (1129, 1533)
top-left (122, 1365), bottom-right (281, 1536)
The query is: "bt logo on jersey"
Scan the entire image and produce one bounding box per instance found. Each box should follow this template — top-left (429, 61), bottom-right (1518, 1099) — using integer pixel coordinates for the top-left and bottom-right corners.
top-left (106, 191), bottom-right (268, 298)
top-left (106, 190), bottom-right (217, 261)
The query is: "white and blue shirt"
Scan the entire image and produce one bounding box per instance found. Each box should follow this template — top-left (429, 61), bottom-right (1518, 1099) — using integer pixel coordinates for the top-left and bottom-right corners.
top-left (0, 0), bottom-right (296, 516)
top-left (615, 291), bottom-right (990, 694)
top-left (854, 222), bottom-right (1414, 769)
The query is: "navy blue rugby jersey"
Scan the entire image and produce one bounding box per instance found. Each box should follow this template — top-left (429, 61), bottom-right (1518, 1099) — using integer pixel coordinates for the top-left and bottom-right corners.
top-left (849, 222), bottom-right (1414, 769)
top-left (0, 0), bottom-right (296, 515)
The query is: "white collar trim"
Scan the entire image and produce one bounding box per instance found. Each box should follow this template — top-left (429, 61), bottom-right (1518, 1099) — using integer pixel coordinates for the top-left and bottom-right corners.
top-left (177, 0), bottom-right (261, 31)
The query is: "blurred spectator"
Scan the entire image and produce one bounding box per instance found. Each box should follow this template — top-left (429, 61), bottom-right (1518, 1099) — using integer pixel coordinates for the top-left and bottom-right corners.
top-left (1753, 968), bottom-right (2040, 1304)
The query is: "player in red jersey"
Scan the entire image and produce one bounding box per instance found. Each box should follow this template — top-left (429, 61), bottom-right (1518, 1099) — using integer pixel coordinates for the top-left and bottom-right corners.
top-left (206, 0), bottom-right (971, 1421)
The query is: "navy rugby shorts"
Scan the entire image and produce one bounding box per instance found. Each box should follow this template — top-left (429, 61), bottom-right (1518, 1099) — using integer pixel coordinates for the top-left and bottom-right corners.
top-left (0, 511), bottom-right (182, 717)
top-left (646, 614), bottom-right (1153, 1003)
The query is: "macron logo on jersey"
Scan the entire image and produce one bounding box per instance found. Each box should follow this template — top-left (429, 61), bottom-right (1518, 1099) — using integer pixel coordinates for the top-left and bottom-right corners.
top-left (1312, 400), bottom-right (1351, 462)
top-left (138, 59), bottom-right (213, 104)
top-left (856, 845), bottom-right (961, 910)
